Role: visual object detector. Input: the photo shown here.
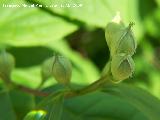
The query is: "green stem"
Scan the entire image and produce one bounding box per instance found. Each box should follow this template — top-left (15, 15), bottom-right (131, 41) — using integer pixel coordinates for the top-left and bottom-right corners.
top-left (66, 74), bottom-right (113, 98)
top-left (9, 73), bottom-right (112, 98)
top-left (3, 62), bottom-right (112, 98)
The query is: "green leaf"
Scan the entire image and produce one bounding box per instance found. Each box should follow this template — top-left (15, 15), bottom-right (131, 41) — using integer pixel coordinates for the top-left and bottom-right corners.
top-left (0, 0), bottom-right (77, 46)
top-left (45, 93), bottom-right (64, 120)
top-left (0, 89), bottom-right (17, 120)
top-left (62, 91), bottom-right (147, 120)
top-left (11, 67), bottom-right (42, 89)
top-left (35, 84), bottom-right (153, 120)
top-left (102, 84), bottom-right (160, 120)
top-left (33, 0), bottom-right (143, 39)
top-left (37, 92), bottom-right (64, 120)
top-left (9, 89), bottom-right (35, 120)
top-left (24, 92), bottom-right (64, 120)
top-left (144, 8), bottom-right (160, 39)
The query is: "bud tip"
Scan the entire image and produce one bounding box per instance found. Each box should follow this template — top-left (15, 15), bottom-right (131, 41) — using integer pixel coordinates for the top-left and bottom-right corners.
top-left (112, 12), bottom-right (121, 24)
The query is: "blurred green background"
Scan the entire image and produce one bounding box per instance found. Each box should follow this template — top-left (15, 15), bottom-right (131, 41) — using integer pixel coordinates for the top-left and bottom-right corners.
top-left (0, 0), bottom-right (160, 120)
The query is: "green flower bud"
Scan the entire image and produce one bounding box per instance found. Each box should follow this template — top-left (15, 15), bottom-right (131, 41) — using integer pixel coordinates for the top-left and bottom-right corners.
top-left (116, 22), bottom-right (137, 56)
top-left (0, 51), bottom-right (15, 81)
top-left (52, 55), bottom-right (72, 85)
top-left (105, 14), bottom-right (136, 57)
top-left (105, 21), bottom-right (125, 56)
top-left (23, 110), bottom-right (46, 120)
top-left (111, 54), bottom-right (135, 82)
top-left (41, 57), bottom-right (54, 81)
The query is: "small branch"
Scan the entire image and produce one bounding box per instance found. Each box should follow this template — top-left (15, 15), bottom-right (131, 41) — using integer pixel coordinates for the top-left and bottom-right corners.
top-left (2, 78), bottom-right (49, 96)
top-left (66, 74), bottom-right (112, 98)
top-left (11, 75), bottom-right (111, 98)
top-left (8, 74), bottom-right (112, 98)
top-left (17, 85), bottom-right (49, 97)
top-left (5, 66), bottom-right (112, 98)
top-left (68, 62), bottom-right (112, 97)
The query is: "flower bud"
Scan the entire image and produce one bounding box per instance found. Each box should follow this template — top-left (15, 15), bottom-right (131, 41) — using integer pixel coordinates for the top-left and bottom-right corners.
top-left (0, 51), bottom-right (15, 81)
top-left (52, 55), bottom-right (72, 85)
top-left (111, 54), bottom-right (135, 82)
top-left (41, 57), bottom-right (54, 81)
top-left (105, 14), bottom-right (136, 56)
top-left (116, 22), bottom-right (137, 56)
top-left (105, 21), bottom-right (125, 56)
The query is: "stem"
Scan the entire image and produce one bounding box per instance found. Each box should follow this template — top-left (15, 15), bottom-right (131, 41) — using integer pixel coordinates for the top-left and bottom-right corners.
top-left (66, 74), bottom-right (112, 98)
top-left (8, 73), bottom-right (112, 98)
top-left (17, 85), bottom-right (49, 97)
top-left (3, 62), bottom-right (112, 98)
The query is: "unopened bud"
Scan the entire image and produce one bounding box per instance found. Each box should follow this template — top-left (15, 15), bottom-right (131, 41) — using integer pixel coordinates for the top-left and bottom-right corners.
top-left (0, 51), bottom-right (15, 81)
top-left (52, 55), bottom-right (72, 85)
top-left (116, 22), bottom-right (136, 56)
top-left (105, 14), bottom-right (136, 57)
top-left (41, 57), bottom-right (54, 81)
top-left (111, 54), bottom-right (135, 82)
top-left (41, 55), bottom-right (72, 85)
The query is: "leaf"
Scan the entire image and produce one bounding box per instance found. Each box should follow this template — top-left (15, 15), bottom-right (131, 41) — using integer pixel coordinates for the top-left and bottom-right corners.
top-left (102, 83), bottom-right (160, 120)
top-left (0, 89), bottom-right (17, 120)
top-left (9, 89), bottom-right (35, 120)
top-left (144, 8), bottom-right (160, 39)
top-left (24, 92), bottom-right (64, 120)
top-left (35, 84), bottom-right (152, 120)
top-left (138, 0), bottom-right (157, 19)
top-left (11, 67), bottom-right (43, 89)
top-left (62, 91), bottom-right (147, 120)
top-left (0, 0), bottom-right (77, 46)
top-left (37, 92), bottom-right (64, 120)
top-left (32, 0), bottom-right (143, 39)
top-left (45, 94), bottom-right (64, 120)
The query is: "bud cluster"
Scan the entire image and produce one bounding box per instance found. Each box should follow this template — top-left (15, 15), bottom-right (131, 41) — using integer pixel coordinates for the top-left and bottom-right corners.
top-left (105, 15), bottom-right (136, 82)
